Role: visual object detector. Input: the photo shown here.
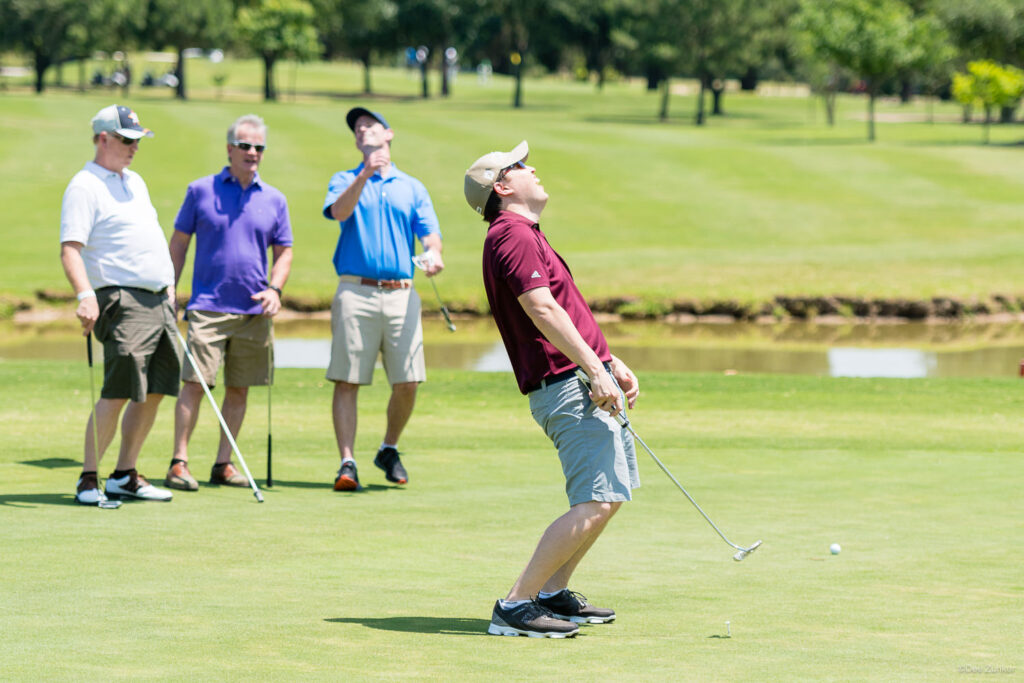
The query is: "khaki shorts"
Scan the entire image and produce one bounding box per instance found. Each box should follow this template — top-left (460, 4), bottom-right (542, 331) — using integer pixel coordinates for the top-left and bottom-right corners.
top-left (181, 310), bottom-right (272, 387)
top-left (93, 286), bottom-right (181, 403)
top-left (326, 278), bottom-right (426, 385)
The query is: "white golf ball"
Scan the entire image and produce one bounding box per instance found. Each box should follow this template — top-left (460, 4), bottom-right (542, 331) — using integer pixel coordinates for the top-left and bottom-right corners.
top-left (830, 543), bottom-right (841, 555)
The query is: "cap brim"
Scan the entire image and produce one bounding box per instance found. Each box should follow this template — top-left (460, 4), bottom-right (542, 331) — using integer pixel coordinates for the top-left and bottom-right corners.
top-left (346, 107), bottom-right (387, 131)
top-left (116, 128), bottom-right (153, 139)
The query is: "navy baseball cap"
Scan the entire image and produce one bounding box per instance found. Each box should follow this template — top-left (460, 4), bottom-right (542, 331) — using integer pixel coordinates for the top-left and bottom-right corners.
top-left (346, 107), bottom-right (389, 132)
top-left (91, 104), bottom-right (154, 139)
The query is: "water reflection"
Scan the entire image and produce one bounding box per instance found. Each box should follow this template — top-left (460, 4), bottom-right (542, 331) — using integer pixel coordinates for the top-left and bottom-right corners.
top-left (5, 317), bottom-right (1024, 378)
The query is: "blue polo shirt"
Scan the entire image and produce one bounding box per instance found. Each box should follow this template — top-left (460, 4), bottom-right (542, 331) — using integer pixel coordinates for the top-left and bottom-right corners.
top-left (175, 167), bottom-right (293, 314)
top-left (321, 163), bottom-right (440, 280)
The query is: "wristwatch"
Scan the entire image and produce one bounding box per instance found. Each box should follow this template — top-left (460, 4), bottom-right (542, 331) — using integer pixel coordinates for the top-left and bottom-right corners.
top-left (268, 285), bottom-right (282, 296)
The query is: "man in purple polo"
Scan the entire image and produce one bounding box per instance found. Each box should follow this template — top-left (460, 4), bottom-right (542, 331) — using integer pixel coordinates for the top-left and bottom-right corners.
top-left (464, 141), bottom-right (641, 638)
top-left (165, 114), bottom-right (293, 491)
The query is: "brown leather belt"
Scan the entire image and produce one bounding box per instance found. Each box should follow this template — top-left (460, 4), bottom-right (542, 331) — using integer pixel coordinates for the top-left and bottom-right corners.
top-left (339, 275), bottom-right (412, 290)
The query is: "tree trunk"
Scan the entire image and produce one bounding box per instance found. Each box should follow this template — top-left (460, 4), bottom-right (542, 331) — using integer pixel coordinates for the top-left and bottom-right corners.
top-left (867, 91), bottom-right (876, 141)
top-left (263, 53), bottom-right (277, 101)
top-left (175, 47), bottom-right (186, 100)
top-left (740, 66), bottom-right (758, 91)
top-left (999, 105), bottom-right (1015, 123)
top-left (513, 61), bottom-right (523, 108)
top-left (33, 51), bottom-right (50, 94)
top-left (983, 106), bottom-right (991, 144)
top-left (78, 59), bottom-right (86, 92)
top-left (361, 55), bottom-right (372, 94)
top-left (711, 79), bottom-right (725, 116)
top-left (659, 78), bottom-right (670, 121)
top-left (420, 61), bottom-right (429, 98)
top-left (695, 78), bottom-right (706, 126)
top-left (824, 91), bottom-right (836, 126)
top-left (441, 59), bottom-right (449, 97)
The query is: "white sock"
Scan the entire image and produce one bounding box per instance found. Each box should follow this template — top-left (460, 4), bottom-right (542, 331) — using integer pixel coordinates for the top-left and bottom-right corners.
top-left (380, 442), bottom-right (398, 451)
top-left (538, 590), bottom-right (564, 600)
top-left (341, 457), bottom-right (355, 465)
top-left (499, 599), bottom-right (531, 610)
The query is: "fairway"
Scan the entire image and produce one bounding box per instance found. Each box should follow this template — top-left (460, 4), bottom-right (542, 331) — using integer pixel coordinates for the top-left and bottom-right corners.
top-left (1, 361), bottom-right (1020, 680)
top-left (2, 60), bottom-right (1024, 317)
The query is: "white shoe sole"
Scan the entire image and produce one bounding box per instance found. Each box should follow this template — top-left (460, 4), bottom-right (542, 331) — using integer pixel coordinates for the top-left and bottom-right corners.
top-left (487, 623), bottom-right (578, 638)
top-left (555, 613), bottom-right (616, 624)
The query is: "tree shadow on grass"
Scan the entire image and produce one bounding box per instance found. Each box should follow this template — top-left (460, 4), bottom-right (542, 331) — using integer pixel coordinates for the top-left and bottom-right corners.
top-left (0, 493), bottom-right (76, 507)
top-left (325, 616), bottom-right (489, 636)
top-left (18, 458), bottom-right (80, 469)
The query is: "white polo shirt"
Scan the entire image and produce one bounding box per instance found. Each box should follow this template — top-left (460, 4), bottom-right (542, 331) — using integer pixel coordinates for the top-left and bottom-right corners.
top-left (60, 161), bottom-right (174, 291)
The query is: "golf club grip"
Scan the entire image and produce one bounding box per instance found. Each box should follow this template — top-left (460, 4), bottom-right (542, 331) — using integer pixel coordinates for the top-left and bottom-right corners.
top-left (267, 434), bottom-right (273, 487)
top-left (87, 333), bottom-right (93, 366)
top-left (573, 369), bottom-right (628, 426)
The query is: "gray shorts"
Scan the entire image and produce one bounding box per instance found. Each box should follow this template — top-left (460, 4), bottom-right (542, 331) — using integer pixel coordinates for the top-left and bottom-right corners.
top-left (528, 372), bottom-right (639, 506)
top-left (93, 286), bottom-right (181, 403)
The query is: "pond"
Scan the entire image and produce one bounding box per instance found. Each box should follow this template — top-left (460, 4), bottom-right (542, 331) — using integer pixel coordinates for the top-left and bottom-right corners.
top-left (5, 316), bottom-right (1024, 379)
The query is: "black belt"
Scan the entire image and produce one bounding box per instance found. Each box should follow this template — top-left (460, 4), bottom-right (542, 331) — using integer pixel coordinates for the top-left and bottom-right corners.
top-left (526, 361), bottom-right (611, 394)
top-left (96, 285), bottom-right (168, 295)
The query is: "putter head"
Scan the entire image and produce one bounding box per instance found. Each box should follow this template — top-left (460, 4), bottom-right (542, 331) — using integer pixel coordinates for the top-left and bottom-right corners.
top-left (98, 499), bottom-right (122, 509)
top-left (732, 540), bottom-right (762, 562)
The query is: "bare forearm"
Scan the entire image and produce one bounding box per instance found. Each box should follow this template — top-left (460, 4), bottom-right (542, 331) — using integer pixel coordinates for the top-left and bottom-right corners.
top-left (60, 243), bottom-right (92, 294)
top-left (330, 172), bottom-right (371, 221)
top-left (269, 246), bottom-right (293, 290)
top-left (520, 291), bottom-right (604, 377)
top-left (168, 230), bottom-right (191, 288)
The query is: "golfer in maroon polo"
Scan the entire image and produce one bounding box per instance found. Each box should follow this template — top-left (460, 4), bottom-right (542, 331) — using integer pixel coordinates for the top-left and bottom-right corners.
top-left (465, 141), bottom-right (641, 638)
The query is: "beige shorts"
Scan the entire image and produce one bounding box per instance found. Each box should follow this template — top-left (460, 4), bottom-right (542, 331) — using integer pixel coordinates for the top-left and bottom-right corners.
top-left (181, 310), bottom-right (272, 388)
top-left (327, 278), bottom-right (426, 385)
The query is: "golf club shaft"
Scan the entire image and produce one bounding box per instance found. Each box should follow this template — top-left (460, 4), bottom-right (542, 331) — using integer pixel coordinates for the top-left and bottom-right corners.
top-left (429, 277), bottom-right (455, 332)
top-left (86, 333), bottom-right (100, 465)
top-left (266, 317), bottom-right (273, 487)
top-left (573, 369), bottom-right (755, 553)
top-left (175, 328), bottom-right (264, 503)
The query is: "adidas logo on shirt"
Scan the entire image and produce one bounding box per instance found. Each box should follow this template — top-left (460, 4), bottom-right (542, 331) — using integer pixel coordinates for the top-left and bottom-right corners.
top-left (531, 271), bottom-right (541, 279)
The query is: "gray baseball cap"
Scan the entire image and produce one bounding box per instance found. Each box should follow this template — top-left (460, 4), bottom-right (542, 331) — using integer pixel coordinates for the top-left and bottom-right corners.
top-left (91, 104), bottom-right (154, 139)
top-left (464, 140), bottom-right (528, 215)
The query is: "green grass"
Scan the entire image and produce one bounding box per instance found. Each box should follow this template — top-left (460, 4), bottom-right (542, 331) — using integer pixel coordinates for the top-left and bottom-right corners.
top-left (1, 361), bottom-right (1021, 679)
top-left (2, 58), bottom-right (1024, 313)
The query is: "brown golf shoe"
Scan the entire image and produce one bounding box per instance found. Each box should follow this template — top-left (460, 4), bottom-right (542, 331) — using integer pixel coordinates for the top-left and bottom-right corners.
top-left (164, 461), bottom-right (199, 491)
top-left (210, 462), bottom-right (249, 487)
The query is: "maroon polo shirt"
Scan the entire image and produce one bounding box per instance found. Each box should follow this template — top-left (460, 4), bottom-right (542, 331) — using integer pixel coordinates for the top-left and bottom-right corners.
top-left (482, 210), bottom-right (611, 394)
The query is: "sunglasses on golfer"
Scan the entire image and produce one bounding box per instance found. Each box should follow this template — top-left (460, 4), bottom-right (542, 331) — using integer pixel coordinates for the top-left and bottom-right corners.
top-left (110, 132), bottom-right (139, 146)
top-left (231, 141), bottom-right (266, 152)
top-left (497, 160), bottom-right (526, 181)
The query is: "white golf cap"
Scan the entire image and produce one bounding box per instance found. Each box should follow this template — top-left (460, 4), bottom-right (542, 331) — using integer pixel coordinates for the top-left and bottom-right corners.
top-left (91, 104), bottom-right (154, 139)
top-left (464, 140), bottom-right (528, 215)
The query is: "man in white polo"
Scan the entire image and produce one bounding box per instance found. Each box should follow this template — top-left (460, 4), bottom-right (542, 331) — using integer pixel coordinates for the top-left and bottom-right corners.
top-left (60, 104), bottom-right (179, 505)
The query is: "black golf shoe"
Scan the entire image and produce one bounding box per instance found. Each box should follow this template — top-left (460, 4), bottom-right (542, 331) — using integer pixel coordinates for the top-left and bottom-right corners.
top-left (537, 590), bottom-right (616, 624)
top-left (487, 600), bottom-right (579, 638)
top-left (333, 460), bottom-right (361, 491)
top-left (373, 446), bottom-right (408, 484)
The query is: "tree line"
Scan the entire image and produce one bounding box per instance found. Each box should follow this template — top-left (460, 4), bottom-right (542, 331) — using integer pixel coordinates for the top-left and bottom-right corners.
top-left (2, 0), bottom-right (1023, 139)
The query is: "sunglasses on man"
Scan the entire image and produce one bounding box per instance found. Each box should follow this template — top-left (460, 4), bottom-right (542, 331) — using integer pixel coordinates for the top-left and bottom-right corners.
top-left (110, 132), bottom-right (139, 146)
top-left (231, 141), bottom-right (266, 152)
top-left (497, 160), bottom-right (526, 181)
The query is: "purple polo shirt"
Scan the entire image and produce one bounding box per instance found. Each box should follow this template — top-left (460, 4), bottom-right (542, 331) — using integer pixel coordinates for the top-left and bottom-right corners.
top-left (175, 167), bottom-right (293, 314)
top-left (482, 210), bottom-right (611, 395)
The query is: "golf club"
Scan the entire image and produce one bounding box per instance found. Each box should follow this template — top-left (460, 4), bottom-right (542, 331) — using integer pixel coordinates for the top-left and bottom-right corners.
top-left (412, 254), bottom-right (456, 332)
top-left (575, 369), bottom-right (761, 561)
top-left (86, 333), bottom-right (122, 509)
top-left (266, 317), bottom-right (273, 488)
top-left (174, 327), bottom-right (264, 503)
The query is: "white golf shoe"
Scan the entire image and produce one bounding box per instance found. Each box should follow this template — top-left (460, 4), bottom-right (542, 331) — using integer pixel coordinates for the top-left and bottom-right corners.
top-left (105, 469), bottom-right (173, 502)
top-left (75, 473), bottom-right (109, 505)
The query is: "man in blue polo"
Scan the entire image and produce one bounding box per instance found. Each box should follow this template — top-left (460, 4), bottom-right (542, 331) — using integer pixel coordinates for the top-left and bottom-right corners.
top-left (322, 107), bottom-right (443, 490)
top-left (165, 114), bottom-right (293, 491)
